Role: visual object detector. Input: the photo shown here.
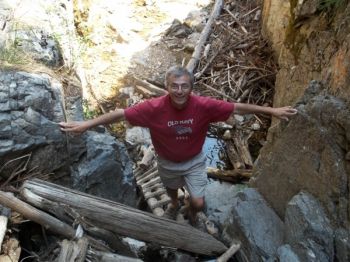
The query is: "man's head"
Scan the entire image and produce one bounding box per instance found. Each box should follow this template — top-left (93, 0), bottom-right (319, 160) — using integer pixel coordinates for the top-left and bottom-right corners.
top-left (165, 66), bottom-right (194, 109)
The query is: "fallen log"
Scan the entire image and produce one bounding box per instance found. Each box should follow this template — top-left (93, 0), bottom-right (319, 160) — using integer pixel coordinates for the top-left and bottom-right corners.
top-left (132, 76), bottom-right (168, 97)
top-left (20, 189), bottom-right (130, 253)
top-left (135, 85), bottom-right (156, 98)
top-left (0, 190), bottom-right (110, 251)
top-left (232, 130), bottom-right (253, 168)
top-left (186, 0), bottom-right (223, 74)
top-left (21, 179), bottom-right (228, 256)
top-left (0, 191), bottom-right (76, 238)
top-left (225, 140), bottom-right (245, 169)
top-left (206, 167), bottom-right (252, 183)
top-left (57, 238), bottom-right (89, 262)
top-left (217, 241), bottom-right (241, 262)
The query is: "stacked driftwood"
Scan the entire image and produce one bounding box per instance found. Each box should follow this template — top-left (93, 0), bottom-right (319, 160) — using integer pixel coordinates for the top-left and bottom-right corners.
top-left (0, 179), bottom-right (231, 261)
top-left (193, 0), bottom-right (276, 176)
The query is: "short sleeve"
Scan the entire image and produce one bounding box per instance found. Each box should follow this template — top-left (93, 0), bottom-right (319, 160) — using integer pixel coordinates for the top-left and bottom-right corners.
top-left (201, 97), bottom-right (235, 122)
top-left (124, 100), bottom-right (154, 127)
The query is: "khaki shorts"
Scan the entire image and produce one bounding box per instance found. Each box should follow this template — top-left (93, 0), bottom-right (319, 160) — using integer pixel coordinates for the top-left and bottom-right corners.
top-left (157, 151), bottom-right (208, 198)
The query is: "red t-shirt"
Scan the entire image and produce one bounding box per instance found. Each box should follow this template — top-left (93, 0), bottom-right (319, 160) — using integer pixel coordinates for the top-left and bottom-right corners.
top-left (124, 94), bottom-right (234, 162)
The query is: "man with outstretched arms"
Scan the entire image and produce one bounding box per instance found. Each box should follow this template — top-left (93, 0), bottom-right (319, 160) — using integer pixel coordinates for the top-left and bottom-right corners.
top-left (60, 66), bottom-right (297, 226)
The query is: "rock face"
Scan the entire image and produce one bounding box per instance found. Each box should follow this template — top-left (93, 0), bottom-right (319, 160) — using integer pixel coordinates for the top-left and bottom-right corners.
top-left (262, 0), bottom-right (350, 106)
top-left (0, 71), bottom-right (67, 166)
top-left (251, 81), bottom-right (350, 228)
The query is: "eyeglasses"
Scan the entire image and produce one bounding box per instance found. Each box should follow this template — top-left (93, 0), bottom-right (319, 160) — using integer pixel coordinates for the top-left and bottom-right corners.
top-left (169, 83), bottom-right (191, 91)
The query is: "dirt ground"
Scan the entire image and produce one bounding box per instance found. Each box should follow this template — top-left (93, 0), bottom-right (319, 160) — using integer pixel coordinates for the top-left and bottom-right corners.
top-left (74, 0), bottom-right (211, 112)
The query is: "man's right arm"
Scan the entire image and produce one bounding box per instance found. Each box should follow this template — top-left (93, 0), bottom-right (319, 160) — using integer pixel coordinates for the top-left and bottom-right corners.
top-left (59, 109), bottom-right (125, 134)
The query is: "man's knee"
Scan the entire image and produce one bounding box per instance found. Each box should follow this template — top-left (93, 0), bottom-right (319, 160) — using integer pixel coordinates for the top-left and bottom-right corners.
top-left (190, 196), bottom-right (205, 211)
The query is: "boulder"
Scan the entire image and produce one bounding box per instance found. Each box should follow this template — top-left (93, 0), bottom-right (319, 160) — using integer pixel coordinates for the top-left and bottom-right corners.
top-left (285, 192), bottom-right (334, 261)
top-left (221, 188), bottom-right (284, 261)
top-left (0, 69), bottom-right (137, 206)
top-left (334, 228), bottom-right (350, 262)
top-left (251, 81), bottom-right (350, 228)
top-left (276, 245), bottom-right (301, 262)
top-left (71, 131), bottom-right (136, 206)
top-left (204, 180), bottom-right (244, 226)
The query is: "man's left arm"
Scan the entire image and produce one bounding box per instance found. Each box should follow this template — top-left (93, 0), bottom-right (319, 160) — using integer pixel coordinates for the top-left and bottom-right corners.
top-left (233, 103), bottom-right (297, 121)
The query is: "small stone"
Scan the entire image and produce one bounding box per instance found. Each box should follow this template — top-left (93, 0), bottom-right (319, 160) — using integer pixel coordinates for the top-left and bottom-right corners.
top-left (234, 115), bottom-right (244, 123)
top-left (251, 122), bottom-right (260, 130)
top-left (223, 130), bottom-right (231, 140)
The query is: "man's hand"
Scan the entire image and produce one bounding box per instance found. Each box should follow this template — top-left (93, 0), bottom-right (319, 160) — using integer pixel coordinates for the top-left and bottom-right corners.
top-left (271, 106), bottom-right (298, 121)
top-left (59, 121), bottom-right (90, 135)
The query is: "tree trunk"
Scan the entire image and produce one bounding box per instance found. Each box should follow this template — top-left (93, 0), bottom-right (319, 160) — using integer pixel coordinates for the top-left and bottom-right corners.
top-left (21, 179), bottom-right (227, 256)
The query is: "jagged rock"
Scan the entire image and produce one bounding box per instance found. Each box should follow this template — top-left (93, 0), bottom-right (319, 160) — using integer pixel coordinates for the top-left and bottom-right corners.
top-left (16, 30), bottom-right (62, 66)
top-left (165, 19), bottom-right (192, 38)
top-left (276, 245), bottom-right (301, 262)
top-left (285, 192), bottom-right (334, 261)
top-left (334, 228), bottom-right (350, 262)
top-left (125, 126), bottom-right (152, 146)
top-left (221, 188), bottom-right (284, 262)
top-left (251, 81), bottom-right (350, 228)
top-left (204, 181), bottom-right (243, 226)
top-left (184, 10), bottom-right (208, 32)
top-left (0, 71), bottom-right (66, 159)
top-left (71, 131), bottom-right (136, 206)
top-left (0, 69), bottom-right (137, 206)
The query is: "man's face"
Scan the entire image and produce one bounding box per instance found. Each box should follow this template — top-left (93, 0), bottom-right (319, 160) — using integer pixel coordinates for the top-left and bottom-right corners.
top-left (167, 74), bottom-right (192, 109)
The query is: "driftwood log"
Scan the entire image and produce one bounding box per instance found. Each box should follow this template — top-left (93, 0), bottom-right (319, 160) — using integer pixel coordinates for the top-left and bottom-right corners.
top-left (206, 167), bottom-right (252, 183)
top-left (57, 238), bottom-right (89, 262)
top-left (21, 179), bottom-right (227, 256)
top-left (132, 76), bottom-right (168, 97)
top-left (186, 0), bottom-right (224, 74)
top-left (0, 190), bottom-right (111, 252)
top-left (217, 242), bottom-right (241, 262)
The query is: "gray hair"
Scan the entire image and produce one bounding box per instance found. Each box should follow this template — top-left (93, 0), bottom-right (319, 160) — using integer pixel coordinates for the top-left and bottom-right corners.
top-left (164, 66), bottom-right (194, 88)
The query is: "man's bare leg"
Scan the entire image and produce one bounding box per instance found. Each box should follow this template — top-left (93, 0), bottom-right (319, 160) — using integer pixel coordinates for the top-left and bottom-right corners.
top-left (188, 196), bottom-right (204, 225)
top-left (163, 187), bottom-right (180, 219)
top-left (166, 187), bottom-right (179, 207)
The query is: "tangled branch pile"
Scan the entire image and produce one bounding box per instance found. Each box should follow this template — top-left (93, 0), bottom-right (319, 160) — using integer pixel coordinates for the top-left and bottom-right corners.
top-left (195, 0), bottom-right (276, 107)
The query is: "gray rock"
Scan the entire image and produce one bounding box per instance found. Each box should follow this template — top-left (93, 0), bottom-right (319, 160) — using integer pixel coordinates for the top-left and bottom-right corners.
top-left (292, 239), bottom-right (330, 262)
top-left (276, 245), bottom-right (301, 262)
top-left (222, 188), bottom-right (284, 261)
top-left (184, 10), bottom-right (208, 32)
top-left (334, 228), bottom-right (350, 262)
top-left (285, 192), bottom-right (334, 261)
top-left (0, 69), bottom-right (137, 206)
top-left (204, 181), bottom-right (245, 226)
top-left (72, 131), bottom-right (137, 206)
top-left (251, 81), bottom-right (350, 229)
